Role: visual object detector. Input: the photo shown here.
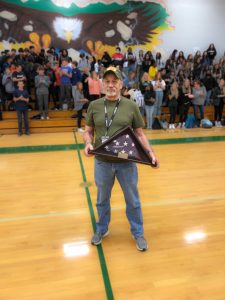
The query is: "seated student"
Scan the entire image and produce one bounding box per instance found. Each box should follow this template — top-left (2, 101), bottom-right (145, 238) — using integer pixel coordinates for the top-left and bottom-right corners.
top-left (13, 81), bottom-right (30, 136)
top-left (72, 82), bottom-right (89, 133)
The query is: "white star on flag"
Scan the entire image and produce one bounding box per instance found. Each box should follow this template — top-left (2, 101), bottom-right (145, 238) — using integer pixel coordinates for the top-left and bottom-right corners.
top-left (99, 129), bottom-right (142, 161)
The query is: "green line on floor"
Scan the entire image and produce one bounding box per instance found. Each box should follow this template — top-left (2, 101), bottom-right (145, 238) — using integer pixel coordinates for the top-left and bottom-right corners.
top-left (150, 135), bottom-right (225, 145)
top-left (1, 134), bottom-right (225, 154)
top-left (0, 144), bottom-right (76, 154)
top-left (73, 130), bottom-right (114, 300)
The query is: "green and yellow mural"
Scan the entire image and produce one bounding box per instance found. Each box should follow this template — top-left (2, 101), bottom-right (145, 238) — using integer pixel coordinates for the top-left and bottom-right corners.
top-left (0, 0), bottom-right (172, 57)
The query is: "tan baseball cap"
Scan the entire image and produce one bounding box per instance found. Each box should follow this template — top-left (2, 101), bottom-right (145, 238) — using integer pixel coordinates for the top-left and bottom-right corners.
top-left (103, 67), bottom-right (123, 80)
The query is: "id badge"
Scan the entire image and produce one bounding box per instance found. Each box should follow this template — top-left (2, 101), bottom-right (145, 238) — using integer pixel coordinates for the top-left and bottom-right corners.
top-left (101, 136), bottom-right (109, 143)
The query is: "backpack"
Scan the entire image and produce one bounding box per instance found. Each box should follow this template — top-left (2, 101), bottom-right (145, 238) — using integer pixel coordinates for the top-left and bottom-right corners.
top-left (185, 114), bottom-right (195, 128)
top-left (160, 120), bottom-right (168, 129)
top-left (201, 118), bottom-right (213, 128)
top-left (152, 118), bottom-right (162, 130)
top-left (31, 114), bottom-right (41, 119)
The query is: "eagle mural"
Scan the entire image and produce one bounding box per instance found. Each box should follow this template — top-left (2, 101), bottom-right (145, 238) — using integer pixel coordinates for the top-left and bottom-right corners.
top-left (0, 0), bottom-right (172, 57)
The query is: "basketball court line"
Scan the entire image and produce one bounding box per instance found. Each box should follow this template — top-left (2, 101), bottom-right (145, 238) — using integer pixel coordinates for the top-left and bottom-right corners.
top-left (72, 129), bottom-right (114, 300)
top-left (1, 134), bottom-right (225, 154)
top-left (0, 194), bottom-right (224, 223)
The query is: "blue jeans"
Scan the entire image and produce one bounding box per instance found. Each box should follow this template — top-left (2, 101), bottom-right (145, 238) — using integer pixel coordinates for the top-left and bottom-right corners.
top-left (154, 90), bottom-right (164, 117)
top-left (94, 159), bottom-right (144, 238)
top-left (193, 104), bottom-right (204, 122)
top-left (17, 109), bottom-right (29, 133)
top-left (145, 105), bottom-right (154, 129)
top-left (205, 90), bottom-right (212, 106)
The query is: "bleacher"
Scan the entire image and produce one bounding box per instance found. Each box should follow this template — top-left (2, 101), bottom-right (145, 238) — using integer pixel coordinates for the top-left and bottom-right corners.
top-left (0, 105), bottom-right (222, 135)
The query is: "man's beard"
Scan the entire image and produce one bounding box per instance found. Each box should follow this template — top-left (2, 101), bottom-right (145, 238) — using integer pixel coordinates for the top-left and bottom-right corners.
top-left (105, 89), bottom-right (118, 98)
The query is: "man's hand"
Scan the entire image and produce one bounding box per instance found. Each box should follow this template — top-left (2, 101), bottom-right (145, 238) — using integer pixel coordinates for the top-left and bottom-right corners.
top-left (149, 151), bottom-right (160, 168)
top-left (84, 143), bottom-right (94, 157)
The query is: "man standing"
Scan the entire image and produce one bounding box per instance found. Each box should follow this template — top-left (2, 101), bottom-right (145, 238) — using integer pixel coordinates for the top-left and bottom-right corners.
top-left (83, 67), bottom-right (159, 251)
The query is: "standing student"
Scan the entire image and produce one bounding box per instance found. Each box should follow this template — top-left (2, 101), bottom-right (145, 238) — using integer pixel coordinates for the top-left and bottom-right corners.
top-left (72, 81), bottom-right (89, 133)
top-left (86, 71), bottom-right (101, 101)
top-left (35, 66), bottom-right (50, 120)
top-left (178, 79), bottom-right (194, 128)
top-left (144, 83), bottom-right (156, 129)
top-left (59, 58), bottom-right (72, 109)
top-left (168, 82), bottom-right (179, 129)
top-left (206, 43), bottom-right (217, 65)
top-left (2, 67), bottom-right (14, 109)
top-left (212, 79), bottom-right (225, 127)
top-left (192, 80), bottom-right (207, 126)
top-left (152, 72), bottom-right (166, 118)
top-left (13, 81), bottom-right (30, 136)
top-left (83, 67), bottom-right (159, 251)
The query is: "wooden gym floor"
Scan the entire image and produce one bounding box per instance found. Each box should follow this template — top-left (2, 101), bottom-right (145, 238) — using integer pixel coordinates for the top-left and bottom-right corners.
top-left (0, 127), bottom-right (225, 300)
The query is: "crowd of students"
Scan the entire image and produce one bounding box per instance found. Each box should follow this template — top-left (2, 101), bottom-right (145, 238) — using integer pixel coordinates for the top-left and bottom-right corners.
top-left (0, 43), bottom-right (225, 135)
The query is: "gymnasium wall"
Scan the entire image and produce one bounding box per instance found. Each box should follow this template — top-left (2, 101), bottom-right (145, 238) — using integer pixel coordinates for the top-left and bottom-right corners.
top-left (0, 0), bottom-right (224, 59)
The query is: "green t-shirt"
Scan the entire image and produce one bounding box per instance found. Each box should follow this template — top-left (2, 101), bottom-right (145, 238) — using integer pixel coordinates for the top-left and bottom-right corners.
top-left (86, 96), bottom-right (145, 162)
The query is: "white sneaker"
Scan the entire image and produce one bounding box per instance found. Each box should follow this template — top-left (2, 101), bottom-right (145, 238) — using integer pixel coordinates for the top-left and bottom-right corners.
top-left (78, 128), bottom-right (84, 133)
top-left (45, 116), bottom-right (50, 120)
top-left (172, 124), bottom-right (175, 129)
top-left (182, 122), bottom-right (186, 128)
top-left (169, 124), bottom-right (172, 129)
top-left (41, 116), bottom-right (44, 120)
top-left (217, 121), bottom-right (222, 127)
top-left (177, 122), bottom-right (181, 128)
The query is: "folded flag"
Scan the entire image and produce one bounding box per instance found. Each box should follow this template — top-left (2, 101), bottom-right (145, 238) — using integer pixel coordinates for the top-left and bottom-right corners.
top-left (89, 126), bottom-right (155, 166)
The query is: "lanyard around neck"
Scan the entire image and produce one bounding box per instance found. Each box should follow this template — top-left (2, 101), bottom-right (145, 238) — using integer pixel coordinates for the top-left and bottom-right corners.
top-left (104, 98), bottom-right (121, 136)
